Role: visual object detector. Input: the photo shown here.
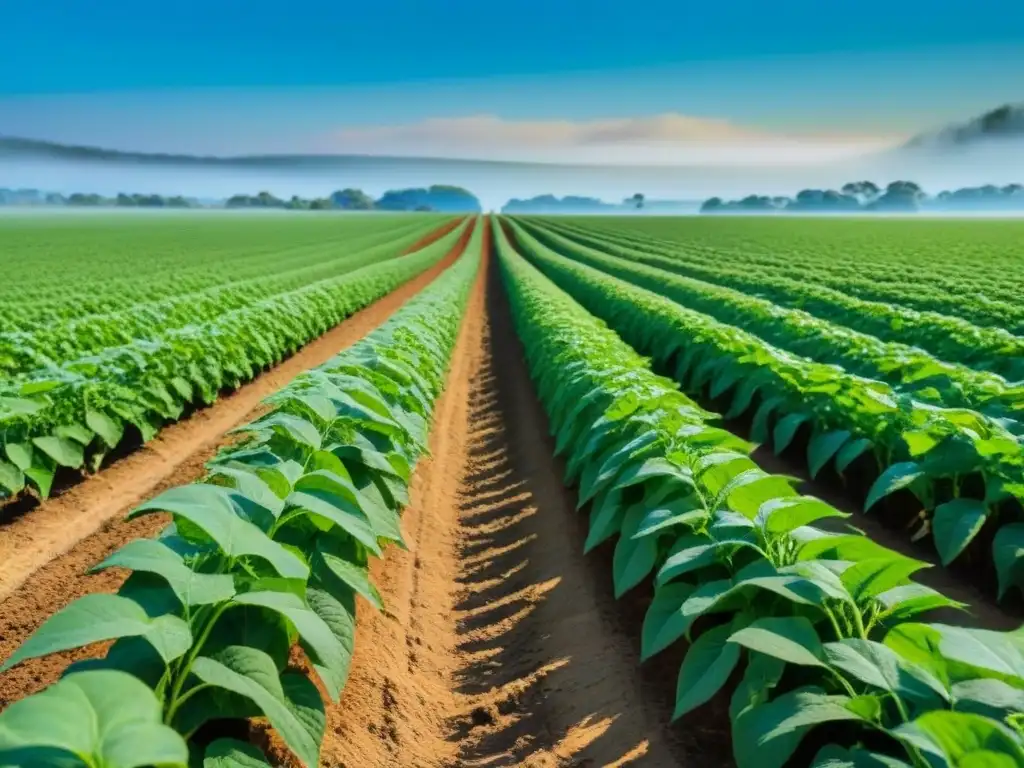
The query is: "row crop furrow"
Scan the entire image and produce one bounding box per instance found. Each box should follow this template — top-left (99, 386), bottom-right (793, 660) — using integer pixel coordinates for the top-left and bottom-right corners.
top-left (0, 219), bottom-right (472, 504)
top-left (494, 218), bottom-right (1024, 768)
top-left (504, 218), bottom-right (1024, 602)
top-left (0, 218), bottom-right (484, 767)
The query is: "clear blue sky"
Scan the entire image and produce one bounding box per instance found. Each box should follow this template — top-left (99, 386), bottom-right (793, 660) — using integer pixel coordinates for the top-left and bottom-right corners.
top-left (2, 0), bottom-right (1023, 155)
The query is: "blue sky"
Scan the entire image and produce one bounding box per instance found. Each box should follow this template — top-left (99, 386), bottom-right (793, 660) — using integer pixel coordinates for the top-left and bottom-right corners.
top-left (2, 0), bottom-right (1023, 160)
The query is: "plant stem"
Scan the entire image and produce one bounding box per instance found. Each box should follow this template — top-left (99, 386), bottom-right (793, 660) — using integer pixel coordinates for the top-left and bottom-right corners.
top-left (163, 601), bottom-right (231, 724)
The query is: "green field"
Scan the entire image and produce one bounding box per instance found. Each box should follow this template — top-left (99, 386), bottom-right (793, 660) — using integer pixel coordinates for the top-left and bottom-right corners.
top-left (2, 213), bottom-right (1023, 768)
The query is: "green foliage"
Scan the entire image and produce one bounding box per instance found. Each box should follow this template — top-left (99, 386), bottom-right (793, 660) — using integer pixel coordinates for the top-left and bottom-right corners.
top-left (507, 217), bottom-right (1024, 599)
top-left (0, 217), bottom-right (467, 504)
top-left (494, 216), bottom-right (1024, 768)
top-left (0, 222), bottom-right (483, 765)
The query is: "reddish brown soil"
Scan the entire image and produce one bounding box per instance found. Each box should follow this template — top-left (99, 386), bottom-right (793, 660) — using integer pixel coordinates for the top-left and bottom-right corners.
top-left (0, 219), bottom-right (475, 706)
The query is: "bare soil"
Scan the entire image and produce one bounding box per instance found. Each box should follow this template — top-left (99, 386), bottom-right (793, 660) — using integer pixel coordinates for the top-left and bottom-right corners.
top-left (0, 219), bottom-right (473, 706)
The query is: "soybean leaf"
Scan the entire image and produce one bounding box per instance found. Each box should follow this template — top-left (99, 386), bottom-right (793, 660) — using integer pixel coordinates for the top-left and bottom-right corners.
top-left (286, 471), bottom-right (381, 555)
top-left (84, 411), bottom-right (124, 450)
top-left (756, 496), bottom-right (849, 535)
top-left (952, 679), bottom-right (1024, 721)
top-left (0, 670), bottom-right (188, 768)
top-left (810, 744), bottom-right (912, 767)
top-left (734, 687), bottom-right (866, 768)
top-left (823, 638), bottom-right (948, 704)
top-left (932, 498), bottom-right (989, 566)
top-left (640, 582), bottom-right (696, 661)
top-left (840, 556), bottom-right (930, 603)
top-left (808, 430), bottom-right (851, 479)
top-left (32, 435), bottom-right (84, 469)
top-left (191, 647), bottom-right (326, 768)
top-left (91, 539), bottom-right (236, 608)
top-left (773, 412), bottom-right (810, 455)
top-left (835, 438), bottom-right (873, 474)
top-left (673, 622), bottom-right (742, 719)
top-left (0, 594), bottom-right (191, 672)
top-left (728, 616), bottom-right (826, 668)
top-left (993, 524), bottom-right (1024, 600)
top-left (864, 462), bottom-right (923, 512)
top-left (233, 591), bottom-right (350, 701)
top-left (204, 739), bottom-right (274, 768)
top-left (893, 710), bottom-right (1024, 766)
top-left (131, 484), bottom-right (308, 579)
top-left (313, 541), bottom-right (383, 610)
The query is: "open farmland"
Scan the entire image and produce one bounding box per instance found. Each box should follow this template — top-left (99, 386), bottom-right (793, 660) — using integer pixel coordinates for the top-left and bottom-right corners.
top-left (0, 212), bottom-right (1022, 768)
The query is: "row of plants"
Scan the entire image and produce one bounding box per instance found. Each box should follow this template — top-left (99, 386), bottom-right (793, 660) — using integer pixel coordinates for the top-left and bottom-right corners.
top-left (494, 217), bottom-right (1024, 767)
top-left (0, 218), bottom-right (447, 377)
top-left (0, 218), bottom-right (484, 767)
top-left (0, 215), bottom-right (442, 331)
top-left (0, 219), bottom-right (472, 504)
top-left (503, 219), bottom-right (1024, 602)
top-left (549, 215), bottom-right (1024, 334)
top-left (537, 217), bottom-right (1024, 383)
top-left (516, 218), bottom-right (1024, 424)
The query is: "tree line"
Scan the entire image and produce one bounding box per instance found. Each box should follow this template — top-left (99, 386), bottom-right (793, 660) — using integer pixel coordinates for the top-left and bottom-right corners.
top-left (700, 181), bottom-right (1024, 213)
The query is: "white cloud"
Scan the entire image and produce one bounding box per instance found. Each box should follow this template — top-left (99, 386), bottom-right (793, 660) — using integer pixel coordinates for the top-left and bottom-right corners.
top-left (321, 113), bottom-right (905, 166)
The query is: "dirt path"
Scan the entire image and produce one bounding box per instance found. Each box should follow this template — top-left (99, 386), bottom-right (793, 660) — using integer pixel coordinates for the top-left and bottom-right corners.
top-left (0, 220), bottom-right (474, 706)
top-left (310, 234), bottom-right (702, 768)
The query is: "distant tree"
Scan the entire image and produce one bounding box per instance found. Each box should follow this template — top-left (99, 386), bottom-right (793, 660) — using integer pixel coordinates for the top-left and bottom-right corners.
top-left (414, 204), bottom-right (434, 211)
top-left (699, 197), bottom-right (725, 213)
top-left (630, 193), bottom-right (645, 209)
top-left (330, 188), bottom-right (373, 210)
top-left (310, 198), bottom-right (334, 210)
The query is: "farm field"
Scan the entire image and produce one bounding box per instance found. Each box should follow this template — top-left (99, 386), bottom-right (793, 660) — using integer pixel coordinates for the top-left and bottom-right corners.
top-left (0, 212), bottom-right (1023, 768)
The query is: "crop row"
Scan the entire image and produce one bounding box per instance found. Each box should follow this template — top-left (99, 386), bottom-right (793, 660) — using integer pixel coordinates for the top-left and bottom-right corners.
top-left (0, 215), bottom-right (440, 329)
top-left (538, 217), bottom-right (1024, 383)
top-left (557, 216), bottom-right (1024, 332)
top-left (0, 219), bottom-right (445, 376)
top-left (0, 219), bottom-right (484, 767)
top-left (0, 219), bottom-right (471, 503)
top-left (494, 218), bottom-right (1024, 767)
top-left (503, 219), bottom-right (1024, 601)
top-left (517, 218), bottom-right (1024, 423)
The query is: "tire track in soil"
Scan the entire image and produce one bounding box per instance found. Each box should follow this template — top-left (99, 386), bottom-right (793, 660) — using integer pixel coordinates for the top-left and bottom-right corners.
top-left (307, 229), bottom-right (716, 768)
top-left (0, 218), bottom-right (473, 708)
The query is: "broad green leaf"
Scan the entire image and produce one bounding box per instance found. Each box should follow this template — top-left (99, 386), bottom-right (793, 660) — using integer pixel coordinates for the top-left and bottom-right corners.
top-left (656, 538), bottom-right (719, 586)
top-left (933, 498), bottom-right (989, 566)
top-left (32, 435), bottom-right (84, 468)
top-left (612, 527), bottom-right (658, 598)
top-left (864, 462), bottom-right (923, 511)
top-left (191, 647), bottom-right (325, 768)
top-left (734, 687), bottom-right (865, 768)
top-left (729, 651), bottom-right (786, 722)
top-left (0, 460), bottom-right (24, 494)
top-left (237, 412), bottom-right (322, 451)
top-left (993, 524), bottom-right (1024, 600)
top-left (5, 442), bottom-right (33, 471)
top-left (0, 670), bottom-right (188, 768)
top-left (953, 679), bottom-right (1024, 721)
top-left (728, 616), bottom-right (826, 668)
top-left (204, 739), bottom-right (274, 767)
top-left (0, 593), bottom-right (191, 672)
top-left (808, 430), bottom-right (851, 479)
top-left (824, 638), bottom-right (948, 704)
top-left (876, 583), bottom-right (966, 621)
top-left (85, 410), bottom-right (125, 449)
top-left (131, 484), bottom-right (308, 579)
top-left (640, 582), bottom-right (696, 661)
top-left (286, 471), bottom-right (381, 555)
top-left (893, 710), bottom-right (1024, 767)
top-left (673, 622), bottom-right (741, 719)
top-left (313, 542), bottom-right (383, 610)
top-left (840, 556), bottom-right (929, 603)
top-left (835, 437), bottom-right (873, 474)
top-left (811, 744), bottom-right (912, 767)
top-left (757, 496), bottom-right (848, 535)
top-left (773, 412), bottom-right (810, 454)
top-left (92, 539), bottom-right (236, 608)
top-left (932, 624), bottom-right (1024, 685)
top-left (233, 591), bottom-right (350, 702)
top-left (584, 490), bottom-right (626, 554)
top-left (305, 585), bottom-right (356, 699)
